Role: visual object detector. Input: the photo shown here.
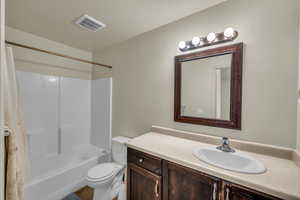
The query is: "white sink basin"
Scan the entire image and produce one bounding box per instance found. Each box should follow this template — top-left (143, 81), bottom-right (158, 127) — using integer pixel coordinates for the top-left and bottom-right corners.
top-left (193, 146), bottom-right (266, 174)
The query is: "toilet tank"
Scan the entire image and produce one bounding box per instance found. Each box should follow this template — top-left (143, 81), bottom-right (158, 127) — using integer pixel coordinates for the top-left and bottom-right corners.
top-left (112, 136), bottom-right (131, 165)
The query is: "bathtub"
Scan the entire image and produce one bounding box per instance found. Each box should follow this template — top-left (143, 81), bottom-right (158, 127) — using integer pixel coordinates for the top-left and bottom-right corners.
top-left (24, 144), bottom-right (108, 200)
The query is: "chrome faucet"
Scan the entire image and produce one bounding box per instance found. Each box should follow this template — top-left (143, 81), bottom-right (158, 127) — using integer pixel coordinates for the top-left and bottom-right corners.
top-left (217, 137), bottom-right (235, 153)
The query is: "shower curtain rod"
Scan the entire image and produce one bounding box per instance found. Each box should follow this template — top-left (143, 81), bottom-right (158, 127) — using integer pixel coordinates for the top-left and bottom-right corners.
top-left (5, 40), bottom-right (112, 69)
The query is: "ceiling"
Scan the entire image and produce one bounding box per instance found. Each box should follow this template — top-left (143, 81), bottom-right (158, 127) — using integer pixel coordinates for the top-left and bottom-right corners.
top-left (6, 0), bottom-right (226, 52)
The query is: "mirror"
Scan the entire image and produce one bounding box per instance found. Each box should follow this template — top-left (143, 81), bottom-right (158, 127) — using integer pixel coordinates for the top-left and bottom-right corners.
top-left (181, 54), bottom-right (232, 120)
top-left (174, 43), bottom-right (243, 129)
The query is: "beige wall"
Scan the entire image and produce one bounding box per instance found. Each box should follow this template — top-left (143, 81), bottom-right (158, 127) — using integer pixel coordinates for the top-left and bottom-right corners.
top-left (92, 53), bottom-right (113, 80)
top-left (92, 65), bottom-right (112, 80)
top-left (94, 0), bottom-right (299, 148)
top-left (297, 10), bottom-right (300, 151)
top-left (6, 27), bottom-right (94, 79)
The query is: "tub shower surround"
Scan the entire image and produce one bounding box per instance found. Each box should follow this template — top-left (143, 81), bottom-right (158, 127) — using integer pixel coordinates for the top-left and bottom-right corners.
top-left (16, 71), bottom-right (112, 200)
top-left (24, 146), bottom-right (108, 200)
top-left (17, 71), bottom-right (92, 159)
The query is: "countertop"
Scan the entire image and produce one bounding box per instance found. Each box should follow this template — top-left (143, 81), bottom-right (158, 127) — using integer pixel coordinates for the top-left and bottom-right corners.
top-left (127, 129), bottom-right (300, 200)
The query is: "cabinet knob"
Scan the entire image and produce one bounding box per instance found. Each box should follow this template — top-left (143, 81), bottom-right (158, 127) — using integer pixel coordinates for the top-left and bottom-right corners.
top-left (139, 158), bottom-right (144, 163)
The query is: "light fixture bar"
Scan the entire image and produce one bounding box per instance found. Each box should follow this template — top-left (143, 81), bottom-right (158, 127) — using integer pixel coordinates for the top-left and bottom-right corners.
top-left (178, 28), bottom-right (238, 52)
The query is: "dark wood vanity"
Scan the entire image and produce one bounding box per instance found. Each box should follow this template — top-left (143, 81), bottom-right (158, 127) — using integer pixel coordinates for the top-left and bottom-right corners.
top-left (127, 148), bottom-right (282, 200)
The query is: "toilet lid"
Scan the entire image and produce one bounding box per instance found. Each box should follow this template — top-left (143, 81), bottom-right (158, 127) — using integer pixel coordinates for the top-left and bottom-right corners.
top-left (87, 163), bottom-right (122, 182)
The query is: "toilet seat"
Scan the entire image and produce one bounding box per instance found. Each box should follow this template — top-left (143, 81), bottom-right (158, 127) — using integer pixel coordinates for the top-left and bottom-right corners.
top-left (87, 162), bottom-right (123, 182)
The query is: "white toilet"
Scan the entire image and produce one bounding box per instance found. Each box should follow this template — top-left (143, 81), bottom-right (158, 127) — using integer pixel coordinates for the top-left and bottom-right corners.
top-left (86, 137), bottom-right (130, 200)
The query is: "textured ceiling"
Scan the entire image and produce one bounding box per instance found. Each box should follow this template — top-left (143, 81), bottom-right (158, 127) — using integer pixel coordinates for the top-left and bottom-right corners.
top-left (6, 0), bottom-right (226, 51)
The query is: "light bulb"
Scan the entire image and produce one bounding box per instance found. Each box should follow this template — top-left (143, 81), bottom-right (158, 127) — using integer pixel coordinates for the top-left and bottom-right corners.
top-left (207, 32), bottom-right (216, 42)
top-left (224, 27), bottom-right (235, 38)
top-left (178, 41), bottom-right (186, 50)
top-left (191, 37), bottom-right (200, 46)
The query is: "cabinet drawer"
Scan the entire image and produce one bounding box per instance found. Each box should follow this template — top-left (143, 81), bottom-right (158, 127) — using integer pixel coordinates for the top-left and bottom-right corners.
top-left (128, 148), bottom-right (162, 175)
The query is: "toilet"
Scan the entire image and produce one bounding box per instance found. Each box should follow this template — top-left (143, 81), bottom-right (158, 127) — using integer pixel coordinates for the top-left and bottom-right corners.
top-left (86, 137), bottom-right (130, 200)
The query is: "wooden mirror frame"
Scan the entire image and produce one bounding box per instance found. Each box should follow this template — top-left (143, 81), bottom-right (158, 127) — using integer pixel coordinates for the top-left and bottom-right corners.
top-left (174, 43), bottom-right (243, 130)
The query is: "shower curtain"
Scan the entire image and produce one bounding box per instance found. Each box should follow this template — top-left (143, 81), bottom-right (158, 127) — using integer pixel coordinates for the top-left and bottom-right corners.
top-left (3, 46), bottom-right (30, 200)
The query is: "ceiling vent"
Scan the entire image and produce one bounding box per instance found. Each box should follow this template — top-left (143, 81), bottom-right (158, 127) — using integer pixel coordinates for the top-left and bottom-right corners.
top-left (75, 14), bottom-right (106, 32)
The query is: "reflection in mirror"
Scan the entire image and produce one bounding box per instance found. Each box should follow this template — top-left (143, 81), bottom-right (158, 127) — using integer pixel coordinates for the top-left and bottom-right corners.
top-left (181, 54), bottom-right (232, 120)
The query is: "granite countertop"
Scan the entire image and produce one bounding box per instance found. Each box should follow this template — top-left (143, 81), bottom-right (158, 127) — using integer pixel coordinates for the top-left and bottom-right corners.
top-left (127, 129), bottom-right (300, 200)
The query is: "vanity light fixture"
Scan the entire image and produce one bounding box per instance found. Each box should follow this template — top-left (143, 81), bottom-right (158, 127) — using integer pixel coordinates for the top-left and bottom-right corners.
top-left (191, 36), bottom-right (201, 46)
top-left (207, 32), bottom-right (216, 42)
top-left (178, 41), bottom-right (187, 50)
top-left (178, 27), bottom-right (238, 52)
top-left (224, 27), bottom-right (235, 38)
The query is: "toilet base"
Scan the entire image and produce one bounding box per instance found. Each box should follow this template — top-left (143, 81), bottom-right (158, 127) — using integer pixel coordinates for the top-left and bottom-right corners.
top-left (93, 186), bottom-right (111, 200)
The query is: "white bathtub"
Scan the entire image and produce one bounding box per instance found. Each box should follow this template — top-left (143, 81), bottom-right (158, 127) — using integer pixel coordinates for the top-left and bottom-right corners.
top-left (24, 144), bottom-right (108, 200)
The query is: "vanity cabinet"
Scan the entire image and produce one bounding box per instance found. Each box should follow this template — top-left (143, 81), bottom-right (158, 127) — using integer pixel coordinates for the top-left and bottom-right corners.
top-left (127, 148), bottom-right (162, 200)
top-left (223, 183), bottom-right (281, 200)
top-left (162, 161), bottom-right (220, 200)
top-left (127, 148), bottom-right (282, 200)
top-left (127, 163), bottom-right (161, 200)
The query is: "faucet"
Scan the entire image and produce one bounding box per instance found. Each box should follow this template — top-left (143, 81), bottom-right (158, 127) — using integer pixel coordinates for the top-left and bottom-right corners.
top-left (216, 137), bottom-right (235, 153)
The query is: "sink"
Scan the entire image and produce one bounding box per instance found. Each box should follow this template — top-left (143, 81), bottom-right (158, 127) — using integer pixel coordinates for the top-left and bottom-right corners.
top-left (193, 146), bottom-right (266, 174)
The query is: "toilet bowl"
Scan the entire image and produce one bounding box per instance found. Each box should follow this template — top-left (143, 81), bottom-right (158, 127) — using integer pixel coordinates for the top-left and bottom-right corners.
top-left (86, 137), bottom-right (130, 200)
top-left (87, 162), bottom-right (124, 200)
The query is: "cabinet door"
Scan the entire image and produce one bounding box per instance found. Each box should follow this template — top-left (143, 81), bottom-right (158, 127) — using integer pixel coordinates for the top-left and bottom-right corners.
top-left (163, 160), bottom-right (221, 200)
top-left (127, 163), bottom-right (161, 200)
top-left (224, 183), bottom-right (282, 200)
